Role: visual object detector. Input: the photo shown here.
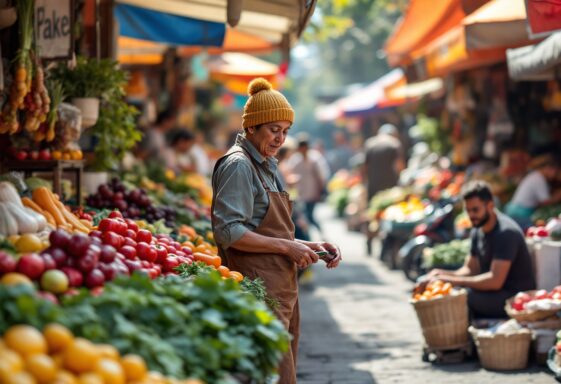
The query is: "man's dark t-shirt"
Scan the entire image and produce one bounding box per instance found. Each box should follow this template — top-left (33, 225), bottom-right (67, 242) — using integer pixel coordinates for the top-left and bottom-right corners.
top-left (470, 211), bottom-right (536, 292)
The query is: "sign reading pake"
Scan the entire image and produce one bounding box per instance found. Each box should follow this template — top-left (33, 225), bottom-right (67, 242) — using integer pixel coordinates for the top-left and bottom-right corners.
top-left (35, 0), bottom-right (73, 60)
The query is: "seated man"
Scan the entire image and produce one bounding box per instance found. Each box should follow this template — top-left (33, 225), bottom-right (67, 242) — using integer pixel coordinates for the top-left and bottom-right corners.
top-left (424, 180), bottom-right (536, 318)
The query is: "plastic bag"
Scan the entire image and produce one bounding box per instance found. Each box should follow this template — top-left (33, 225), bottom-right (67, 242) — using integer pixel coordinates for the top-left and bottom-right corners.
top-left (55, 102), bottom-right (82, 151)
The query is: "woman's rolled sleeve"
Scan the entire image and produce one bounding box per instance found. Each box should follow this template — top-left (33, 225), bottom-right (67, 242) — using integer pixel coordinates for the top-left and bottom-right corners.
top-left (213, 158), bottom-right (255, 249)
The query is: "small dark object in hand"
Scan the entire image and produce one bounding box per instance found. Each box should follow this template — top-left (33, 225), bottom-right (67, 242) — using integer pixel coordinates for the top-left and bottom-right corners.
top-left (316, 250), bottom-right (336, 262)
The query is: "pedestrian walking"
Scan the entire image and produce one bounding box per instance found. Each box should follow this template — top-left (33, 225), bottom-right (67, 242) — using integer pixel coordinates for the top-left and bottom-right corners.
top-left (211, 78), bottom-right (342, 384)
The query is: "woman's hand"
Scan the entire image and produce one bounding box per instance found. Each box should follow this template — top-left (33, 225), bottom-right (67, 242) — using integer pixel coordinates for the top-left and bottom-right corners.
top-left (282, 240), bottom-right (319, 269)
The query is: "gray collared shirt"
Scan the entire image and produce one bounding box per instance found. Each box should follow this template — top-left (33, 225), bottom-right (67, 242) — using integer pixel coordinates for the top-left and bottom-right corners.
top-left (212, 134), bottom-right (283, 249)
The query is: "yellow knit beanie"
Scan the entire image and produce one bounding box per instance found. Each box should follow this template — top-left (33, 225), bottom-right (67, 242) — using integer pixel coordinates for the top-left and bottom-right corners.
top-left (242, 78), bottom-right (294, 129)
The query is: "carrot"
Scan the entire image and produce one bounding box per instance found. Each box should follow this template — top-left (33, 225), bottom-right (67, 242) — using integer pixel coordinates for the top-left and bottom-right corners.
top-left (53, 199), bottom-right (90, 233)
top-left (32, 187), bottom-right (67, 226)
top-left (193, 252), bottom-right (221, 268)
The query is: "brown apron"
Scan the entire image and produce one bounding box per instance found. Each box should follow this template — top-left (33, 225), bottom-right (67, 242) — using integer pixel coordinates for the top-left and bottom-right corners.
top-left (211, 147), bottom-right (299, 384)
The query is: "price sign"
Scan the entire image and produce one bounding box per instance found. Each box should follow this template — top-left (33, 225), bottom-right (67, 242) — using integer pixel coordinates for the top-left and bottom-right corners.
top-left (34, 0), bottom-right (74, 60)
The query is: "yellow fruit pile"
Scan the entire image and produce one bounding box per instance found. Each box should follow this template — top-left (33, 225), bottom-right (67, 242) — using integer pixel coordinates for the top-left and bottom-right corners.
top-left (0, 324), bottom-right (203, 384)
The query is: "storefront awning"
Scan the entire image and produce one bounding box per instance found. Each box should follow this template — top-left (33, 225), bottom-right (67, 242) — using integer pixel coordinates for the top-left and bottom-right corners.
top-left (525, 0), bottom-right (561, 39)
top-left (385, 0), bottom-right (466, 67)
top-left (388, 78), bottom-right (444, 99)
top-left (115, 3), bottom-right (225, 47)
top-left (116, 0), bottom-right (316, 47)
top-left (208, 53), bottom-right (279, 95)
top-left (419, 0), bottom-right (532, 77)
top-left (507, 32), bottom-right (561, 80)
top-left (315, 69), bottom-right (405, 121)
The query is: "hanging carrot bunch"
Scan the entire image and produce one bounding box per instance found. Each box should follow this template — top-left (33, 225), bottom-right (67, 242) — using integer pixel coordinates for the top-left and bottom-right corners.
top-left (0, 0), bottom-right (34, 134)
top-left (34, 79), bottom-right (63, 142)
top-left (26, 59), bottom-right (51, 136)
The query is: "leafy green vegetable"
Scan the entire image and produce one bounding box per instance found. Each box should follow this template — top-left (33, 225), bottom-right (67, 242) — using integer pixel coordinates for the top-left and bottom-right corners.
top-left (422, 239), bottom-right (470, 268)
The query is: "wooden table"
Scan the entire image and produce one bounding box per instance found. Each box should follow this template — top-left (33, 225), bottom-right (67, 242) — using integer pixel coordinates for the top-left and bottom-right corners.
top-left (1, 159), bottom-right (84, 204)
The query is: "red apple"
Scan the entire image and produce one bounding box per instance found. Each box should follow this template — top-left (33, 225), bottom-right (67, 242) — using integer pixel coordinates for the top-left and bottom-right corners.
top-left (41, 254), bottom-right (57, 271)
top-left (36, 291), bottom-right (59, 305)
top-left (0, 251), bottom-right (17, 274)
top-left (67, 234), bottom-right (91, 258)
top-left (61, 267), bottom-right (83, 287)
top-left (29, 150), bottom-right (39, 160)
top-left (17, 254), bottom-right (46, 279)
top-left (124, 259), bottom-right (142, 273)
top-left (46, 248), bottom-right (67, 267)
top-left (85, 269), bottom-right (105, 288)
top-left (14, 150), bottom-right (28, 161)
top-left (49, 229), bottom-right (71, 249)
top-left (38, 149), bottom-right (51, 161)
top-left (99, 245), bottom-right (117, 263)
top-left (120, 245), bottom-right (137, 260)
top-left (108, 210), bottom-right (123, 219)
top-left (98, 263), bottom-right (118, 281)
top-left (89, 230), bottom-right (102, 239)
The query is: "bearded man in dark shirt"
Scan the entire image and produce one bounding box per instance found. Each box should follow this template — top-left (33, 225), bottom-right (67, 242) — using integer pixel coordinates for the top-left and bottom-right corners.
top-left (424, 180), bottom-right (535, 318)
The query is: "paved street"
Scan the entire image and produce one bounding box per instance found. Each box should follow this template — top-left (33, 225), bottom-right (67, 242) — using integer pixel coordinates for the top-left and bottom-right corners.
top-left (296, 205), bottom-right (553, 384)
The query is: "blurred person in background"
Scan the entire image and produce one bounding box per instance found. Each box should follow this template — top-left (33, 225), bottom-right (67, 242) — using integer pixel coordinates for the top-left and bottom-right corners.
top-left (363, 123), bottom-right (405, 203)
top-left (506, 154), bottom-right (561, 230)
top-left (190, 131), bottom-right (211, 176)
top-left (163, 129), bottom-right (197, 174)
top-left (327, 131), bottom-right (354, 173)
top-left (146, 109), bottom-right (176, 163)
top-left (287, 134), bottom-right (330, 235)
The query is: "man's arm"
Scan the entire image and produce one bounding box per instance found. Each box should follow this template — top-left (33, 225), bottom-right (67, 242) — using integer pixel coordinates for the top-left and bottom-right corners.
top-left (427, 254), bottom-right (480, 279)
top-left (439, 259), bottom-right (512, 291)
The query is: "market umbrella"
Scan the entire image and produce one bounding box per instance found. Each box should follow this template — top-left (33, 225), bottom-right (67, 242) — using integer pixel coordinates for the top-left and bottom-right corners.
top-left (507, 32), bottom-right (561, 80)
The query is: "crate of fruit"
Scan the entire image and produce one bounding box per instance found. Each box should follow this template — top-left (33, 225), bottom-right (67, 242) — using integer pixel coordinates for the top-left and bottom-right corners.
top-left (411, 281), bottom-right (469, 348)
top-left (505, 289), bottom-right (561, 323)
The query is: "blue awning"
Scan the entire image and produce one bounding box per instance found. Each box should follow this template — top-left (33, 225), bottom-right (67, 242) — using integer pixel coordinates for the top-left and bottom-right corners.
top-left (115, 3), bottom-right (225, 47)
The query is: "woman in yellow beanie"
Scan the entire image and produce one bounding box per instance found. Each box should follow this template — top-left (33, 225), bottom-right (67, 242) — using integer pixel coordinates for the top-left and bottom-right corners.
top-left (211, 78), bottom-right (342, 383)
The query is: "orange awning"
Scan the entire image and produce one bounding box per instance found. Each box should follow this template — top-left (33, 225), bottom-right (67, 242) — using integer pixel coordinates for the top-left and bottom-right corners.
top-left (178, 28), bottom-right (276, 56)
top-left (118, 36), bottom-right (166, 65)
top-left (418, 0), bottom-right (533, 77)
top-left (385, 0), bottom-right (467, 67)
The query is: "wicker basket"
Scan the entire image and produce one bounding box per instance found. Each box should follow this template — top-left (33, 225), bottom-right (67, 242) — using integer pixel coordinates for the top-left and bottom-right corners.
top-left (469, 327), bottom-right (532, 371)
top-left (504, 291), bottom-right (560, 322)
top-left (411, 290), bottom-right (469, 348)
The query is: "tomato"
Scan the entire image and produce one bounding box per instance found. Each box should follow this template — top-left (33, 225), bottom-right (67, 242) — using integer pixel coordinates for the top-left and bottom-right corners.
top-left (136, 243), bottom-right (156, 262)
top-left (162, 256), bottom-right (180, 273)
top-left (535, 289), bottom-right (549, 300)
top-left (101, 231), bottom-right (122, 249)
top-left (123, 237), bottom-right (137, 248)
top-left (124, 229), bottom-right (136, 240)
top-left (124, 219), bottom-right (138, 232)
top-left (108, 210), bottom-right (123, 219)
top-left (154, 244), bottom-right (168, 264)
top-left (120, 245), bottom-right (137, 260)
top-left (557, 342), bottom-right (561, 353)
top-left (136, 229), bottom-right (152, 244)
top-left (512, 299), bottom-right (525, 311)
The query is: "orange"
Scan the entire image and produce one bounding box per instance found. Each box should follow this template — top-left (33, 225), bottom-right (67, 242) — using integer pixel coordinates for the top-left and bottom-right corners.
top-left (52, 353), bottom-right (65, 369)
top-left (217, 265), bottom-right (230, 278)
top-left (0, 272), bottom-right (33, 286)
top-left (95, 358), bottom-right (125, 384)
top-left (77, 373), bottom-right (104, 384)
top-left (62, 153), bottom-right (72, 161)
top-left (63, 338), bottom-right (100, 374)
top-left (43, 324), bottom-right (74, 354)
top-left (4, 371), bottom-right (36, 384)
top-left (51, 151), bottom-right (63, 160)
top-left (25, 354), bottom-right (57, 383)
top-left (97, 344), bottom-right (120, 361)
top-left (52, 370), bottom-right (78, 384)
top-left (228, 271), bottom-right (243, 283)
top-left (120, 354), bottom-right (147, 381)
top-left (4, 325), bottom-right (48, 357)
top-left (0, 350), bottom-right (24, 381)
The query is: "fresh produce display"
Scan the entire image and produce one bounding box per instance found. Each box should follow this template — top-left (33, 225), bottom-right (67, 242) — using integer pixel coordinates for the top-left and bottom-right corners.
top-left (422, 239), bottom-right (470, 268)
top-left (368, 187), bottom-right (411, 219)
top-left (0, 274), bottom-right (289, 383)
top-left (380, 195), bottom-right (425, 223)
top-left (86, 178), bottom-right (176, 227)
top-left (411, 280), bottom-right (455, 301)
top-left (0, 182), bottom-right (49, 236)
top-left (0, 323), bottom-right (202, 383)
top-left (525, 217), bottom-right (561, 240)
top-left (532, 204), bottom-right (561, 225)
top-left (508, 287), bottom-right (561, 312)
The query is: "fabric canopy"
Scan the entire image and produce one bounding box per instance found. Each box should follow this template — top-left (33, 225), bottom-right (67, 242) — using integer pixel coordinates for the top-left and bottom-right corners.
top-left (116, 0), bottom-right (316, 46)
top-left (208, 53), bottom-right (279, 95)
top-left (525, 0), bottom-right (561, 38)
top-left (315, 69), bottom-right (405, 121)
top-left (388, 78), bottom-right (444, 99)
top-left (419, 0), bottom-right (532, 77)
top-left (385, 0), bottom-right (466, 67)
top-left (115, 3), bottom-right (225, 47)
top-left (507, 32), bottom-right (561, 80)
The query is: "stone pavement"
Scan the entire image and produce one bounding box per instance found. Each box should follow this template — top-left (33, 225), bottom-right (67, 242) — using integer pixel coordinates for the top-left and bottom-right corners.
top-left (296, 205), bottom-right (553, 384)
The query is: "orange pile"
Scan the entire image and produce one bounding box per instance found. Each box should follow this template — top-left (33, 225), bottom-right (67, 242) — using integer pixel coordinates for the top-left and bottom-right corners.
top-left (412, 280), bottom-right (453, 301)
top-left (179, 225), bottom-right (243, 283)
top-left (0, 324), bottom-right (203, 384)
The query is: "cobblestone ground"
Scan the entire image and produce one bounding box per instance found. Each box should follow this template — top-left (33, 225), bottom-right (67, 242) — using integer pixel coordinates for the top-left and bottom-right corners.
top-left (296, 205), bottom-right (553, 384)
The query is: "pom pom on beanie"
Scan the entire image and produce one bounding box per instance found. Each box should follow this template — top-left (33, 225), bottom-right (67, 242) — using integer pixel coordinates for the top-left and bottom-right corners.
top-left (242, 77), bottom-right (294, 129)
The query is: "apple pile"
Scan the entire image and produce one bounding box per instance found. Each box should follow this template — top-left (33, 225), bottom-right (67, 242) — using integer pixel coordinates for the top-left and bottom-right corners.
top-left (89, 211), bottom-right (194, 280)
top-left (85, 178), bottom-right (176, 227)
top-left (525, 226), bottom-right (549, 238)
top-left (9, 147), bottom-right (52, 161)
top-left (510, 287), bottom-right (561, 311)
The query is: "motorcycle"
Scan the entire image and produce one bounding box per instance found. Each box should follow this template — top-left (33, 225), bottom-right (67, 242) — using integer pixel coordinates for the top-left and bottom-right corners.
top-left (399, 200), bottom-right (458, 282)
